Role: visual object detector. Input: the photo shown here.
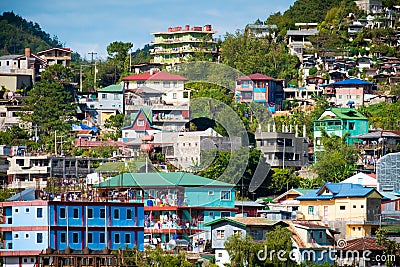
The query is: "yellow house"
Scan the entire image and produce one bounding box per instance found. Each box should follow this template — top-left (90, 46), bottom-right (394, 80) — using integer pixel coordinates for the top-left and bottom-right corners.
top-left (296, 183), bottom-right (382, 238)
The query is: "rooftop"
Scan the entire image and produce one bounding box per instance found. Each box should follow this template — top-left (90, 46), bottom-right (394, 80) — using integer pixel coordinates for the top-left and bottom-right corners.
top-left (97, 84), bottom-right (123, 93)
top-left (318, 108), bottom-right (368, 121)
top-left (236, 73), bottom-right (275, 81)
top-left (122, 71), bottom-right (187, 81)
top-left (204, 217), bottom-right (286, 227)
top-left (296, 183), bottom-right (380, 200)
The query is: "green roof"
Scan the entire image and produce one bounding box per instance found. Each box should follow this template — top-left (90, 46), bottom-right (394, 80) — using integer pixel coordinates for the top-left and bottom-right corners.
top-left (321, 108), bottom-right (367, 120)
top-left (97, 84), bottom-right (123, 93)
top-left (94, 172), bottom-right (234, 188)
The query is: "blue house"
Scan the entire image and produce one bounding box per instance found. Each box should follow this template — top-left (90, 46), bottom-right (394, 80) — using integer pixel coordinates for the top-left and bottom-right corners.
top-left (94, 172), bottom-right (237, 248)
top-left (0, 192), bottom-right (144, 267)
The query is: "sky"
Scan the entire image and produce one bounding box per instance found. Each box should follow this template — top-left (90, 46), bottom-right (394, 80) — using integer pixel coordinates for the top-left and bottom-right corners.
top-left (1, 0), bottom-right (296, 59)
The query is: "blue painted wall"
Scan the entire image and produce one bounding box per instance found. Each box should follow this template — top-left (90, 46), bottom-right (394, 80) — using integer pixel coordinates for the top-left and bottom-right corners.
top-left (185, 187), bottom-right (235, 207)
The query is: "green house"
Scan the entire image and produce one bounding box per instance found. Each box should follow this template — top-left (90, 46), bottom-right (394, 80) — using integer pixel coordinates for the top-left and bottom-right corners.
top-left (313, 108), bottom-right (369, 153)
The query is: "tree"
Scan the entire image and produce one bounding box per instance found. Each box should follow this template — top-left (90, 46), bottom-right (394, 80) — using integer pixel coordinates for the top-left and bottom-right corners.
top-left (107, 41), bottom-right (133, 73)
top-left (103, 114), bottom-right (125, 140)
top-left (19, 80), bottom-right (77, 152)
top-left (269, 168), bottom-right (301, 194)
top-left (376, 228), bottom-right (399, 267)
top-left (314, 131), bottom-right (359, 183)
top-left (264, 226), bottom-right (296, 266)
top-left (224, 233), bottom-right (263, 267)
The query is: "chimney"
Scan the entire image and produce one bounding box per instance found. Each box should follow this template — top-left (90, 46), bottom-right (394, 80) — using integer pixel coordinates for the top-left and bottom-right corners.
top-left (25, 47), bottom-right (31, 58)
top-left (185, 24), bottom-right (190, 31)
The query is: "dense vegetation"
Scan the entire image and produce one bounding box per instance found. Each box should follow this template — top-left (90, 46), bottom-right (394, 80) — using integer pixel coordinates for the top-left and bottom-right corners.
top-left (0, 11), bottom-right (62, 55)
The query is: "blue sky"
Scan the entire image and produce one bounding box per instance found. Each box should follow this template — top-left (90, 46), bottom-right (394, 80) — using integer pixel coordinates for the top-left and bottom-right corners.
top-left (1, 0), bottom-right (296, 59)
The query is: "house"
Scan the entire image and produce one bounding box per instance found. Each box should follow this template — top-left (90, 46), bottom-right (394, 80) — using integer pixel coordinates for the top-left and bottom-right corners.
top-left (357, 57), bottom-right (373, 71)
top-left (245, 24), bottom-right (277, 38)
top-left (296, 183), bottom-right (382, 238)
top-left (234, 73), bottom-right (284, 111)
top-left (377, 152), bottom-right (400, 192)
top-left (122, 71), bottom-right (190, 132)
top-left (355, 0), bottom-right (383, 14)
top-left (0, 192), bottom-right (144, 267)
top-left (286, 23), bottom-right (319, 61)
top-left (93, 172), bottom-right (238, 249)
top-left (340, 172), bottom-right (377, 188)
top-left (150, 25), bottom-right (217, 65)
top-left (287, 221), bottom-right (337, 265)
top-left (6, 156), bottom-right (109, 188)
top-left (204, 217), bottom-right (287, 267)
top-left (255, 127), bottom-right (309, 168)
top-left (121, 109), bottom-right (161, 143)
top-left (313, 108), bottom-right (369, 154)
top-left (234, 200), bottom-right (265, 217)
top-left (323, 78), bottom-right (373, 108)
top-left (78, 84), bottom-right (124, 126)
top-left (36, 47), bottom-right (72, 67)
top-left (269, 188), bottom-right (316, 213)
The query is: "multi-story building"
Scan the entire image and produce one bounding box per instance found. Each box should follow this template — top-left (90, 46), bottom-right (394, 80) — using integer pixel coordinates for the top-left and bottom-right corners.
top-left (36, 47), bottom-right (72, 67)
top-left (122, 71), bottom-right (189, 132)
top-left (313, 108), bottom-right (369, 154)
top-left (323, 78), bottom-right (373, 108)
top-left (286, 23), bottom-right (319, 61)
top-left (78, 84), bottom-right (124, 126)
top-left (377, 152), bottom-right (400, 192)
top-left (6, 156), bottom-right (109, 188)
top-left (150, 24), bottom-right (217, 65)
top-left (204, 217), bottom-right (287, 267)
top-left (355, 0), bottom-right (383, 14)
top-left (94, 172), bottom-right (238, 248)
top-left (296, 183), bottom-right (382, 239)
top-left (234, 73), bottom-right (284, 111)
top-left (255, 127), bottom-right (309, 168)
top-left (0, 195), bottom-right (144, 267)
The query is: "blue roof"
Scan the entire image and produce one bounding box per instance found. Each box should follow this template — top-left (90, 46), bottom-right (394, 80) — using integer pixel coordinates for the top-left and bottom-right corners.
top-left (7, 188), bottom-right (36, 201)
top-left (296, 183), bottom-right (380, 200)
top-left (332, 78), bottom-right (372, 86)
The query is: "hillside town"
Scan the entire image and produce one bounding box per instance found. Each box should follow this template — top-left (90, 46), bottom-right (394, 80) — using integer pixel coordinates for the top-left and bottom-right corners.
top-left (1, 0), bottom-right (400, 266)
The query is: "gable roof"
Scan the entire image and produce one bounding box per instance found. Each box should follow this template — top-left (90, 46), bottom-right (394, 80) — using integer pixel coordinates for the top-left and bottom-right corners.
top-left (331, 78), bottom-right (372, 86)
top-left (340, 172), bottom-right (377, 188)
top-left (7, 188), bottom-right (36, 201)
top-left (318, 108), bottom-right (368, 121)
top-left (37, 47), bottom-right (72, 54)
top-left (122, 71), bottom-right (187, 81)
top-left (204, 217), bottom-right (287, 227)
top-left (236, 73), bottom-right (275, 81)
top-left (97, 84), bottom-right (123, 93)
top-left (272, 188), bottom-right (315, 203)
top-left (296, 183), bottom-right (381, 200)
top-left (94, 172), bottom-right (234, 188)
top-left (341, 237), bottom-right (386, 251)
top-left (121, 109), bottom-right (158, 131)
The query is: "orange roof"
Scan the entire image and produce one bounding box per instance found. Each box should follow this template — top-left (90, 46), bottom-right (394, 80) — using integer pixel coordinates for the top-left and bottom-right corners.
top-left (341, 238), bottom-right (386, 251)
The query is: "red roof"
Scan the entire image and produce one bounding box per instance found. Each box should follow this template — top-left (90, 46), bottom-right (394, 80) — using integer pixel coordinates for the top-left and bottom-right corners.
top-left (122, 71), bottom-right (187, 81)
top-left (236, 73), bottom-right (275, 81)
top-left (341, 238), bottom-right (386, 251)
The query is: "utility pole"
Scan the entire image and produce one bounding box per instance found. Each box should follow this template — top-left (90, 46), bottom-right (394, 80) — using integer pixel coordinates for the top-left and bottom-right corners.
top-left (88, 52), bottom-right (97, 75)
top-left (93, 61), bottom-right (97, 91)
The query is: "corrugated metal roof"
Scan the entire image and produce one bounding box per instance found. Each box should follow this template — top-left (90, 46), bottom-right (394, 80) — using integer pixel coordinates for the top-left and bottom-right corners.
top-left (332, 78), bottom-right (372, 86)
top-left (324, 108), bottom-right (368, 120)
top-left (94, 172), bottom-right (234, 188)
top-left (97, 84), bottom-right (123, 93)
top-left (236, 73), bottom-right (275, 81)
top-left (296, 183), bottom-right (379, 200)
top-left (122, 71), bottom-right (187, 81)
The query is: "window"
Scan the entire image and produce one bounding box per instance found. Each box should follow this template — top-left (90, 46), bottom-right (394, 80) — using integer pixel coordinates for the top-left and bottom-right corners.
top-left (208, 191), bottom-right (214, 196)
top-left (233, 230), bottom-right (242, 236)
top-left (216, 230), bottom-right (225, 240)
top-left (358, 227), bottom-right (362, 231)
top-left (173, 81), bottom-right (178, 87)
top-left (14, 208), bottom-right (19, 214)
top-left (308, 206), bottom-right (314, 215)
top-left (163, 81), bottom-right (170, 88)
top-left (25, 208), bottom-right (30, 213)
top-left (88, 208), bottom-right (93, 219)
top-left (221, 212), bottom-right (230, 217)
top-left (100, 233), bottom-right (105, 243)
top-left (218, 253), bottom-right (223, 257)
top-left (115, 233), bottom-right (120, 244)
top-left (36, 233), bottom-right (43, 244)
top-left (114, 209), bottom-right (120, 219)
top-left (73, 233), bottom-right (79, 243)
top-left (361, 205), bottom-right (364, 208)
top-left (14, 233), bottom-right (19, 239)
top-left (353, 227), bottom-right (356, 231)
top-left (61, 233), bottom-right (66, 243)
top-left (127, 209), bottom-right (132, 220)
top-left (101, 94), bottom-right (107, 99)
top-left (25, 233), bottom-right (30, 239)
top-left (173, 93), bottom-right (177, 99)
top-left (348, 122), bottom-right (355, 130)
top-left (37, 208), bottom-right (43, 218)
top-left (338, 95), bottom-right (342, 99)
top-left (319, 231), bottom-right (323, 239)
top-left (220, 191), bottom-right (231, 201)
top-left (73, 208), bottom-right (79, 219)
top-left (88, 233), bottom-right (93, 244)
top-left (125, 233), bottom-right (130, 244)
top-left (100, 208), bottom-right (105, 219)
top-left (137, 119), bottom-right (144, 126)
top-left (113, 94), bottom-right (120, 100)
top-left (340, 206), bottom-right (346, 210)
top-left (353, 205), bottom-right (356, 208)
top-left (60, 208), bottom-right (66, 219)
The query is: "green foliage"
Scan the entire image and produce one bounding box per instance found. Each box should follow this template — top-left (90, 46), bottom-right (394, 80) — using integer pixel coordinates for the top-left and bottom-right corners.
top-left (362, 102), bottom-right (400, 130)
top-left (314, 131), bottom-right (359, 183)
top-left (0, 126), bottom-right (29, 146)
top-left (264, 226), bottom-right (295, 266)
top-left (224, 234), bottom-right (263, 267)
top-left (0, 11), bottom-right (61, 55)
top-left (0, 188), bottom-right (18, 202)
top-left (103, 114), bottom-right (125, 140)
top-left (376, 228), bottom-right (400, 267)
top-left (269, 168), bottom-right (301, 194)
top-left (221, 31), bottom-right (299, 80)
